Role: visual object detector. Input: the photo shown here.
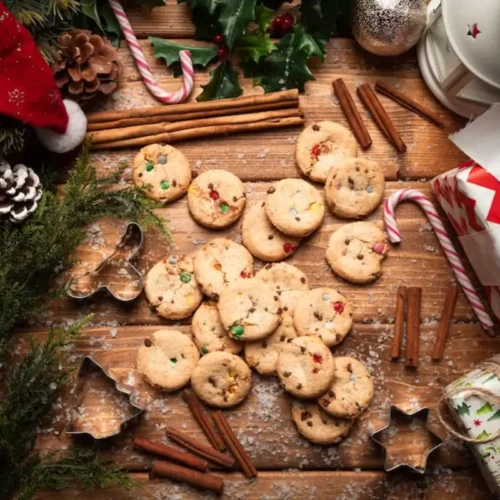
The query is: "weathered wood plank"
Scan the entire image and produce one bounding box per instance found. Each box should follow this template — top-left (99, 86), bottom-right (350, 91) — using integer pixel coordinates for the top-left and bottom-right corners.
top-left (21, 319), bottom-right (499, 471)
top-left (87, 39), bottom-right (465, 182)
top-left (35, 469), bottom-right (494, 500)
top-left (38, 181), bottom-right (483, 328)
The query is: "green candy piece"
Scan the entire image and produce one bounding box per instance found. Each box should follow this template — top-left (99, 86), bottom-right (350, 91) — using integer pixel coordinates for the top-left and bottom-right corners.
top-left (145, 160), bottom-right (154, 171)
top-left (180, 273), bottom-right (192, 283)
top-left (160, 180), bottom-right (170, 190)
top-left (200, 346), bottom-right (209, 355)
top-left (231, 324), bottom-right (244, 337)
top-left (170, 357), bottom-right (177, 363)
top-left (220, 202), bottom-right (229, 214)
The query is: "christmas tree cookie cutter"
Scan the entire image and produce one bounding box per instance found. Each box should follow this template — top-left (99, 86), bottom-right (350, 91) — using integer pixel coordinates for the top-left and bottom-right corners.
top-left (66, 221), bottom-right (144, 302)
top-left (369, 405), bottom-right (444, 473)
top-left (67, 356), bottom-right (145, 440)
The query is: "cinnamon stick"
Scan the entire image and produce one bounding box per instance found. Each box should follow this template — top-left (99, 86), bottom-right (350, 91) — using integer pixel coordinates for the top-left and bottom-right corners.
top-left (133, 437), bottom-right (208, 471)
top-left (91, 116), bottom-right (305, 150)
top-left (165, 427), bottom-right (235, 468)
top-left (213, 411), bottom-right (257, 479)
top-left (150, 460), bottom-right (223, 494)
top-left (405, 287), bottom-right (422, 368)
top-left (87, 108), bottom-right (301, 145)
top-left (86, 89), bottom-right (299, 123)
top-left (357, 83), bottom-right (406, 153)
top-left (332, 78), bottom-right (372, 150)
top-left (432, 286), bottom-right (458, 361)
top-left (375, 81), bottom-right (445, 128)
top-left (391, 286), bottom-right (406, 360)
top-left (86, 100), bottom-right (298, 131)
top-left (183, 389), bottom-right (225, 452)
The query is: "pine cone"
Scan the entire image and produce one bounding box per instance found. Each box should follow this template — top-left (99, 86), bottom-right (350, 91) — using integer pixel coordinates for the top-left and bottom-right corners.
top-left (53, 29), bottom-right (123, 104)
top-left (0, 162), bottom-right (43, 223)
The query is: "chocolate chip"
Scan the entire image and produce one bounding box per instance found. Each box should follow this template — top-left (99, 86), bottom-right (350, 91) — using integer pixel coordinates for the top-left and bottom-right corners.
top-left (261, 201), bottom-right (265, 207)
top-left (355, 166), bottom-right (360, 172)
top-left (274, 296), bottom-right (279, 301)
top-left (336, 334), bottom-right (342, 342)
top-left (283, 306), bottom-right (288, 312)
top-left (172, 180), bottom-right (177, 187)
top-left (265, 264), bottom-right (273, 269)
top-left (321, 418), bottom-right (328, 425)
top-left (344, 239), bottom-right (350, 245)
top-left (328, 390), bottom-right (335, 398)
top-left (213, 293), bottom-right (219, 301)
top-left (346, 363), bottom-right (353, 373)
top-left (296, 383), bottom-right (303, 390)
top-left (301, 411), bottom-right (312, 421)
top-left (138, 173), bottom-right (143, 177)
top-left (312, 124), bottom-right (320, 131)
top-left (268, 235), bottom-right (274, 240)
top-left (300, 277), bottom-right (306, 283)
top-left (277, 308), bottom-right (283, 314)
top-left (233, 196), bottom-right (238, 202)
top-left (283, 371), bottom-right (291, 377)
top-left (144, 338), bottom-right (153, 347)
top-left (321, 398), bottom-right (331, 407)
top-left (307, 421), bottom-right (313, 427)
top-left (314, 311), bottom-right (323, 320)
top-left (249, 307), bottom-right (256, 313)
top-left (286, 338), bottom-right (293, 343)
top-left (267, 187), bottom-right (275, 194)
top-left (357, 254), bottom-right (364, 260)
top-left (295, 217), bottom-right (300, 221)
top-left (208, 376), bottom-right (217, 387)
top-left (300, 346), bottom-right (306, 354)
top-left (280, 335), bottom-right (286, 341)
top-left (261, 341), bottom-right (268, 348)
top-left (157, 296), bottom-right (163, 302)
top-left (208, 183), bottom-right (214, 189)
top-left (191, 171), bottom-right (198, 178)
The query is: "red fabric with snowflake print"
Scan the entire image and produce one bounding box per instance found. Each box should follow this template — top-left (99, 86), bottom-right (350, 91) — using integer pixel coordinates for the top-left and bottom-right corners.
top-left (0, 0), bottom-right (68, 132)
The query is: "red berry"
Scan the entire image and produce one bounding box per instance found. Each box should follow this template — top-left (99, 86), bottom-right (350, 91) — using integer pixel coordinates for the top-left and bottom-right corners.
top-left (283, 242), bottom-right (295, 254)
top-left (333, 302), bottom-right (344, 314)
top-left (213, 34), bottom-right (224, 45)
top-left (312, 144), bottom-right (321, 158)
top-left (273, 15), bottom-right (284, 27)
top-left (209, 190), bottom-right (219, 201)
top-left (217, 45), bottom-right (229, 59)
top-left (313, 354), bottom-right (322, 364)
top-left (281, 14), bottom-right (294, 33)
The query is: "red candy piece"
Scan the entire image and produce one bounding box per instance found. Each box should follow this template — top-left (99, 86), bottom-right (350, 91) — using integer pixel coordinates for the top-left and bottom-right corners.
top-left (283, 242), bottom-right (295, 254)
top-left (373, 242), bottom-right (386, 254)
top-left (209, 190), bottom-right (220, 201)
top-left (240, 271), bottom-right (251, 278)
top-left (333, 302), bottom-right (344, 314)
top-left (312, 144), bottom-right (321, 158)
top-left (313, 354), bottom-right (322, 363)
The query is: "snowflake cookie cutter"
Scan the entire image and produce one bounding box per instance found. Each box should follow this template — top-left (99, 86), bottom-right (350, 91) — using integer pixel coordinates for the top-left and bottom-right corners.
top-left (67, 356), bottom-right (145, 440)
top-left (369, 405), bottom-right (444, 473)
top-left (66, 221), bottom-right (144, 302)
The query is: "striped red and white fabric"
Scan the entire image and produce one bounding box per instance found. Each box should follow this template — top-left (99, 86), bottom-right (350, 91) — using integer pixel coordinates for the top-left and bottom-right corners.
top-left (108, 0), bottom-right (194, 103)
top-left (384, 188), bottom-right (495, 334)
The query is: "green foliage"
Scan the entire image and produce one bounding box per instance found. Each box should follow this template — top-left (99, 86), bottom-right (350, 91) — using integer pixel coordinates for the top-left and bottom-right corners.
top-left (0, 146), bottom-right (169, 352)
top-left (150, 37), bottom-right (218, 77)
top-left (0, 118), bottom-right (28, 157)
top-left (487, 409), bottom-right (500, 422)
top-left (456, 402), bottom-right (471, 416)
top-left (218, 0), bottom-right (257, 48)
top-left (476, 402), bottom-right (494, 415)
top-left (197, 60), bottom-right (243, 101)
top-left (235, 33), bottom-right (276, 63)
top-left (178, 0), bottom-right (221, 40)
top-left (476, 429), bottom-right (491, 440)
top-left (254, 5), bottom-right (274, 33)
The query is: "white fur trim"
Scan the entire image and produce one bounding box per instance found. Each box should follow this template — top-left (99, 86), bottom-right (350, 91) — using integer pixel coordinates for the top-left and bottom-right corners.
top-left (35, 100), bottom-right (87, 153)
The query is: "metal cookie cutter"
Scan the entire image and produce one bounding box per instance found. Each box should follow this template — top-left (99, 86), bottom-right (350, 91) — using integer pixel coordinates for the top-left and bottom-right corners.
top-left (66, 222), bottom-right (144, 302)
top-left (369, 405), bottom-right (443, 473)
top-left (67, 356), bottom-right (145, 440)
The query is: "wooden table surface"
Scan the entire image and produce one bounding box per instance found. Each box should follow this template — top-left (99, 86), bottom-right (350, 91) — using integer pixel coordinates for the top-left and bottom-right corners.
top-left (24, 2), bottom-right (500, 498)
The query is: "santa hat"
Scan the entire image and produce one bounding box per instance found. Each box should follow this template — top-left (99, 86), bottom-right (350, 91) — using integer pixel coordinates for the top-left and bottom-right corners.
top-left (0, 0), bottom-right (87, 153)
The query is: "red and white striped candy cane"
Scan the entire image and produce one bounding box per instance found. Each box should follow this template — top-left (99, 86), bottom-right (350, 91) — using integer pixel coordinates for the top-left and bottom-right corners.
top-left (384, 188), bottom-right (495, 334)
top-left (108, 0), bottom-right (194, 103)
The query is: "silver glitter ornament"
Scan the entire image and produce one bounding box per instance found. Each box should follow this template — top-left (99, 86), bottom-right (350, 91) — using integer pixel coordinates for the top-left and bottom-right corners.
top-left (352, 0), bottom-right (427, 56)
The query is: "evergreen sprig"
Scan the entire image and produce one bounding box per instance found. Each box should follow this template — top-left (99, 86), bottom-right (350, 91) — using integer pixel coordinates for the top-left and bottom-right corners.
top-left (0, 145), bottom-right (169, 353)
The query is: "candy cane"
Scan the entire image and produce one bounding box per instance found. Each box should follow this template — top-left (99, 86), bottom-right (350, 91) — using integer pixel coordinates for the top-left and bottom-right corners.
top-left (108, 0), bottom-right (194, 103)
top-left (384, 188), bottom-right (495, 334)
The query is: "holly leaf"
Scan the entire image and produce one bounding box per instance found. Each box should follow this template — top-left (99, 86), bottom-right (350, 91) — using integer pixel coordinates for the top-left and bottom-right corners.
top-left (235, 33), bottom-right (276, 63)
top-left (476, 429), bottom-right (491, 440)
top-left (179, 0), bottom-right (222, 40)
top-left (477, 402), bottom-right (494, 415)
top-left (197, 60), bottom-right (243, 101)
top-left (241, 27), bottom-right (315, 92)
top-left (80, 0), bottom-right (102, 31)
top-left (218, 0), bottom-right (257, 48)
top-left (254, 5), bottom-right (274, 33)
top-left (456, 402), bottom-right (471, 416)
top-left (300, 0), bottom-right (349, 38)
top-left (487, 409), bottom-right (500, 421)
top-left (150, 37), bottom-right (218, 76)
top-left (97, 2), bottom-right (122, 46)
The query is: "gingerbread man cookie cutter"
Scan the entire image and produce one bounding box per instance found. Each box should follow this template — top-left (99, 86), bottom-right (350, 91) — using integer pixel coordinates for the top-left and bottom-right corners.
top-left (66, 222), bottom-right (144, 302)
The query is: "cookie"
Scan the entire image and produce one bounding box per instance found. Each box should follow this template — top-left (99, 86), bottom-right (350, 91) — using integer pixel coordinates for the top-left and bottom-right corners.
top-left (191, 351), bottom-right (252, 408)
top-left (326, 222), bottom-right (389, 283)
top-left (133, 144), bottom-right (191, 203)
top-left (137, 330), bottom-right (199, 392)
top-left (242, 202), bottom-right (301, 262)
top-left (192, 301), bottom-right (243, 355)
top-left (293, 288), bottom-right (352, 347)
top-left (193, 238), bottom-right (254, 300)
top-left (324, 157), bottom-right (385, 219)
top-left (255, 262), bottom-right (309, 309)
top-left (144, 255), bottom-right (203, 320)
top-left (291, 400), bottom-right (354, 445)
top-left (277, 336), bottom-right (335, 399)
top-left (188, 169), bottom-right (246, 229)
top-left (217, 278), bottom-right (282, 342)
top-left (296, 121), bottom-right (357, 183)
top-left (318, 357), bottom-right (374, 419)
top-left (265, 179), bottom-right (325, 237)
top-left (244, 312), bottom-right (297, 375)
